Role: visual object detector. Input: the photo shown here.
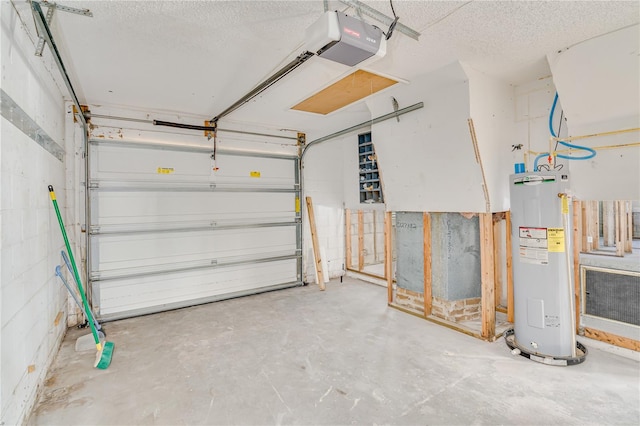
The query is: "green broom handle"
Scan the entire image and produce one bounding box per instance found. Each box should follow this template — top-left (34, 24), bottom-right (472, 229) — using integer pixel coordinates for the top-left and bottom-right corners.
top-left (48, 185), bottom-right (102, 350)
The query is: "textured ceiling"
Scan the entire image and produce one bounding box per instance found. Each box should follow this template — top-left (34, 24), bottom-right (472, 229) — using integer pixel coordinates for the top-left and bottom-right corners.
top-left (17, 0), bottom-right (640, 139)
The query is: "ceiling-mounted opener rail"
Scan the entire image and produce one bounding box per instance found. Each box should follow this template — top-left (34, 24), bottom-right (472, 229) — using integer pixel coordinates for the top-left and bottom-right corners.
top-left (31, 0), bottom-right (93, 57)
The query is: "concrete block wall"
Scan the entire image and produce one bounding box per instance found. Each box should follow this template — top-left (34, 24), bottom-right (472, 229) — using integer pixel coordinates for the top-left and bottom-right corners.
top-left (1, 2), bottom-right (71, 424)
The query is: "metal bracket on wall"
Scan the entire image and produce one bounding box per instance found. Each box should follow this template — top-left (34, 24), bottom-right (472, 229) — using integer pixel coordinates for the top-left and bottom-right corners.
top-left (33, 1), bottom-right (93, 56)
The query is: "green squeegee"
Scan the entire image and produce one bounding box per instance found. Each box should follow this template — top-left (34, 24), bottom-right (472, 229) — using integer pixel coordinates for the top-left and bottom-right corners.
top-left (48, 185), bottom-right (114, 369)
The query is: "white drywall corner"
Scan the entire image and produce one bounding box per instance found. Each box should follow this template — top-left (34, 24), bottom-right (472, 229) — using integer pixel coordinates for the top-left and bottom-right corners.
top-left (463, 64), bottom-right (516, 212)
top-left (547, 24), bottom-right (640, 200)
top-left (365, 61), bottom-right (486, 213)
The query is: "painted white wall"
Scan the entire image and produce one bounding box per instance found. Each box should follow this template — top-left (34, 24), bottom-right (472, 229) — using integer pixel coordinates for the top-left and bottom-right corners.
top-left (1, 2), bottom-right (69, 424)
top-left (463, 65), bottom-right (516, 212)
top-left (513, 75), bottom-right (560, 173)
top-left (365, 62), bottom-right (486, 213)
top-left (301, 136), bottom-right (350, 282)
top-left (547, 24), bottom-right (640, 200)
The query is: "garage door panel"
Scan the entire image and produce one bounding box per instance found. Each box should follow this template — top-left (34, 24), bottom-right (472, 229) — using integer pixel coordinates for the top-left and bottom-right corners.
top-left (93, 192), bottom-right (296, 228)
top-left (88, 137), bottom-right (302, 319)
top-left (212, 155), bottom-right (295, 186)
top-left (93, 145), bottom-right (212, 181)
top-left (94, 227), bottom-right (297, 273)
top-left (98, 259), bottom-right (298, 318)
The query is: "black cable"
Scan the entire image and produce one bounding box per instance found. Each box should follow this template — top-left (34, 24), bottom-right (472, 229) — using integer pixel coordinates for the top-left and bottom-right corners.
top-left (385, 0), bottom-right (399, 40)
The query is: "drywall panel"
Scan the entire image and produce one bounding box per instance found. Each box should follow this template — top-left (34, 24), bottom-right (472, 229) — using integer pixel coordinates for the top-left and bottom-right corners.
top-left (1, 3), bottom-right (69, 425)
top-left (302, 136), bottom-right (350, 282)
top-left (513, 75), bottom-right (560, 173)
top-left (365, 62), bottom-right (486, 212)
top-left (464, 65), bottom-right (516, 212)
top-left (547, 24), bottom-right (640, 200)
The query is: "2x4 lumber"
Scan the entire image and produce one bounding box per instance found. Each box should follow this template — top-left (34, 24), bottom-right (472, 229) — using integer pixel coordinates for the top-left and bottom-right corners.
top-left (505, 211), bottom-right (514, 323)
top-left (626, 201), bottom-right (633, 253)
top-left (584, 327), bottom-right (640, 352)
top-left (480, 213), bottom-right (496, 339)
top-left (602, 201), bottom-right (615, 247)
top-left (345, 209), bottom-right (352, 270)
top-left (590, 201), bottom-right (600, 251)
top-left (492, 214), bottom-right (503, 308)
top-left (572, 200), bottom-right (582, 333)
top-left (358, 211), bottom-right (364, 271)
top-left (615, 201), bottom-right (624, 257)
top-left (305, 197), bottom-right (325, 290)
top-left (423, 213), bottom-right (432, 316)
top-left (384, 212), bottom-right (393, 303)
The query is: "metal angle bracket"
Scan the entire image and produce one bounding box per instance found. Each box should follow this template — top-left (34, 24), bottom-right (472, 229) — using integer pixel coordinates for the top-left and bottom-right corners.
top-left (337, 0), bottom-right (421, 41)
top-left (33, 0), bottom-right (93, 57)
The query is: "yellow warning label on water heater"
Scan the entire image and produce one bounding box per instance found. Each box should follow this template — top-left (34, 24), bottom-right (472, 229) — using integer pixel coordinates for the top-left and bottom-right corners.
top-left (547, 228), bottom-right (565, 252)
top-left (250, 171), bottom-right (261, 178)
top-left (157, 167), bottom-right (175, 174)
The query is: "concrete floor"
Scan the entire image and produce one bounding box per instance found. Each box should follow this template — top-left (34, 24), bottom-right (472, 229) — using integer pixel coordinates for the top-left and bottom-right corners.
top-left (30, 278), bottom-right (639, 425)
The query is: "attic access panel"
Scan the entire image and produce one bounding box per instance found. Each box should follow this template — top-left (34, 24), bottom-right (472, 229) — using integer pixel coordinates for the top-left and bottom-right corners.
top-left (292, 70), bottom-right (397, 115)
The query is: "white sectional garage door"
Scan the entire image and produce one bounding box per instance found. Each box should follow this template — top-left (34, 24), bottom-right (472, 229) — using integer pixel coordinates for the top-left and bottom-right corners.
top-left (88, 138), bottom-right (302, 320)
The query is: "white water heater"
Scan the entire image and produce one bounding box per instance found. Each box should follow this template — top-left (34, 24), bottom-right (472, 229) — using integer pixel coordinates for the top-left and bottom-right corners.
top-left (507, 171), bottom-right (586, 365)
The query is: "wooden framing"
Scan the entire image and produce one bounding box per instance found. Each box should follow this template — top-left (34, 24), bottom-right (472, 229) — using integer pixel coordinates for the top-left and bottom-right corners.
top-left (615, 201), bottom-right (625, 256)
top-left (584, 328), bottom-right (640, 352)
top-left (479, 213), bottom-right (496, 339)
top-left (345, 209), bottom-right (352, 270)
top-left (305, 197), bottom-right (325, 290)
top-left (602, 201), bottom-right (614, 246)
top-left (357, 211), bottom-right (364, 271)
top-left (423, 213), bottom-right (432, 316)
top-left (492, 213), bottom-right (504, 309)
top-left (625, 201), bottom-right (633, 253)
top-left (384, 211), bottom-right (393, 303)
top-left (505, 211), bottom-right (514, 323)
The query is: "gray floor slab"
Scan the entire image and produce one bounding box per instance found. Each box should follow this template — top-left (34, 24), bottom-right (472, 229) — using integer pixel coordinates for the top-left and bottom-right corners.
top-left (29, 278), bottom-right (639, 425)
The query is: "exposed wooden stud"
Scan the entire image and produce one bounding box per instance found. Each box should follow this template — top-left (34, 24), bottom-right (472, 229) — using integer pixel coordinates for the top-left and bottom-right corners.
top-left (384, 211), bottom-right (393, 303)
top-left (358, 210), bottom-right (364, 271)
top-left (492, 214), bottom-right (503, 308)
top-left (305, 197), bottom-right (325, 290)
top-left (572, 200), bottom-right (582, 333)
top-left (373, 211), bottom-right (378, 263)
top-left (615, 201), bottom-right (624, 257)
top-left (580, 201), bottom-right (589, 252)
top-left (591, 201), bottom-right (600, 251)
top-left (584, 327), bottom-right (640, 352)
top-left (423, 212), bottom-right (432, 317)
top-left (480, 213), bottom-right (496, 339)
top-left (602, 201), bottom-right (614, 247)
top-left (505, 211), bottom-right (514, 323)
top-left (626, 201), bottom-right (633, 253)
top-left (345, 209), bottom-right (352, 270)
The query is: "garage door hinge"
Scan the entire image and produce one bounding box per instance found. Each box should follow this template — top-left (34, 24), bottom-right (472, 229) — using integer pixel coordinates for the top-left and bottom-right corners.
top-left (89, 182), bottom-right (99, 189)
top-left (209, 184), bottom-right (217, 190)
